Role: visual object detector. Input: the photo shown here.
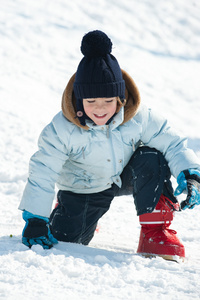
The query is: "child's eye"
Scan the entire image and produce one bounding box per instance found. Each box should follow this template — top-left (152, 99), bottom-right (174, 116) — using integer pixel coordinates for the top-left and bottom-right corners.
top-left (87, 100), bottom-right (95, 103)
top-left (106, 99), bottom-right (114, 103)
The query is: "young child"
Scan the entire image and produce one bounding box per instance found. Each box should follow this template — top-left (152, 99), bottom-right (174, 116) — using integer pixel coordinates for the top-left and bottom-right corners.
top-left (19, 30), bottom-right (200, 261)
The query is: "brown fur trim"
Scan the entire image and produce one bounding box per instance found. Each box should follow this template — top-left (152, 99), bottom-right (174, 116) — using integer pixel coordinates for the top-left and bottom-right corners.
top-left (61, 69), bottom-right (141, 129)
top-left (121, 69), bottom-right (141, 124)
top-left (62, 73), bottom-right (89, 130)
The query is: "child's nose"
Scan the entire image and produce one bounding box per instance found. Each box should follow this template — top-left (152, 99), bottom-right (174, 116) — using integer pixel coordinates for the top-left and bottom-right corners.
top-left (95, 103), bottom-right (104, 109)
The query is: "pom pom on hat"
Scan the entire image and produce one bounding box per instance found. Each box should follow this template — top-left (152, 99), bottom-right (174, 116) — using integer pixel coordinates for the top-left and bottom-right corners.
top-left (81, 30), bottom-right (112, 57)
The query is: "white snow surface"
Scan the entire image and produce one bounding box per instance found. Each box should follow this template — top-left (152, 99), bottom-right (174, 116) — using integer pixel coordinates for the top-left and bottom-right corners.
top-left (1, 0), bottom-right (200, 299)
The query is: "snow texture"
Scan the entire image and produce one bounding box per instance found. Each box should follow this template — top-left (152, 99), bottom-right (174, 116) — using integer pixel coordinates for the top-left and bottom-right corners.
top-left (1, 0), bottom-right (200, 299)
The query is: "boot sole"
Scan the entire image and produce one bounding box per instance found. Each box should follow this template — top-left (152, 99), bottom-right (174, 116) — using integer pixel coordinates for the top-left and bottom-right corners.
top-left (140, 253), bottom-right (185, 263)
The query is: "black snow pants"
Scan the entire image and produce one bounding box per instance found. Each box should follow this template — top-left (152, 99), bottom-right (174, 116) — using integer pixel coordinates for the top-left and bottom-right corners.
top-left (49, 146), bottom-right (177, 245)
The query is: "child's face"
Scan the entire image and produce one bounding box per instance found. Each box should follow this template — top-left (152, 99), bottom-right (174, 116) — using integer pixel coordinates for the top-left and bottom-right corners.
top-left (83, 97), bottom-right (117, 126)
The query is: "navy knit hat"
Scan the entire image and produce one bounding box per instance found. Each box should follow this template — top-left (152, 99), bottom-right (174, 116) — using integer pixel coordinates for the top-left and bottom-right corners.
top-left (73, 30), bottom-right (125, 125)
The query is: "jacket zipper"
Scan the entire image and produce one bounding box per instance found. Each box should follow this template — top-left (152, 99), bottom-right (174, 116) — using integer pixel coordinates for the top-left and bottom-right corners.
top-left (106, 125), bottom-right (109, 138)
top-left (82, 147), bottom-right (85, 159)
top-left (132, 139), bottom-right (135, 151)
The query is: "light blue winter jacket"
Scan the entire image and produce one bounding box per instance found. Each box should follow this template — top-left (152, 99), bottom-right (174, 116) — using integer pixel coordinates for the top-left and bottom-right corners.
top-left (19, 71), bottom-right (200, 217)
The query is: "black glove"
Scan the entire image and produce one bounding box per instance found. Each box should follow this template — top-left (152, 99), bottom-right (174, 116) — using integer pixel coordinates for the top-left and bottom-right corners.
top-left (22, 211), bottom-right (58, 249)
top-left (175, 169), bottom-right (200, 210)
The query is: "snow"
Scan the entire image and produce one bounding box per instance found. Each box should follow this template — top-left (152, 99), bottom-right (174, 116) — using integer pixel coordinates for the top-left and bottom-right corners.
top-left (1, 0), bottom-right (200, 299)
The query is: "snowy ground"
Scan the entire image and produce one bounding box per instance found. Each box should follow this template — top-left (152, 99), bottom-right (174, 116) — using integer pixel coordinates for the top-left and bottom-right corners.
top-left (1, 0), bottom-right (200, 299)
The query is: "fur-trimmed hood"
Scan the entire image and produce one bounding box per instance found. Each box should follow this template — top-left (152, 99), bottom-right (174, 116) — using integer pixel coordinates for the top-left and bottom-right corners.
top-left (62, 69), bottom-right (141, 130)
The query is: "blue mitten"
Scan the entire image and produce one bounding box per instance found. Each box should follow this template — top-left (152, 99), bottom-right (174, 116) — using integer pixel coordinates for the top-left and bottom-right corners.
top-left (22, 211), bottom-right (58, 249)
top-left (174, 169), bottom-right (200, 210)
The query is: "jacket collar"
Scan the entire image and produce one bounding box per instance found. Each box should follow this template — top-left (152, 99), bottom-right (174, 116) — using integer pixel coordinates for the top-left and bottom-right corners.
top-left (62, 69), bottom-right (141, 130)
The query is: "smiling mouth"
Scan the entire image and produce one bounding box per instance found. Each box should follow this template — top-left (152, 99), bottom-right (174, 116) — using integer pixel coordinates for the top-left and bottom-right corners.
top-left (94, 114), bottom-right (107, 119)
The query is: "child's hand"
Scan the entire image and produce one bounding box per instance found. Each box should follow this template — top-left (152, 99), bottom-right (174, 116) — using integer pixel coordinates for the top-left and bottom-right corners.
top-left (22, 234), bottom-right (57, 249)
top-left (22, 211), bottom-right (58, 249)
top-left (174, 169), bottom-right (200, 210)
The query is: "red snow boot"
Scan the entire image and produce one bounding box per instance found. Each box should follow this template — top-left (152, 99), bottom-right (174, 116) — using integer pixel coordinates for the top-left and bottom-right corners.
top-left (137, 194), bottom-right (185, 262)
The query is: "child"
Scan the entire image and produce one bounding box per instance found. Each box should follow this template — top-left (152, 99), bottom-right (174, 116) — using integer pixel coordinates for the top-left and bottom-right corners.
top-left (19, 30), bottom-right (200, 261)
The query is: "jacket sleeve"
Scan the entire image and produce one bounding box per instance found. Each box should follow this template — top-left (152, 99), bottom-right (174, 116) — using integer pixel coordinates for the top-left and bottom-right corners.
top-left (139, 106), bottom-right (200, 178)
top-left (19, 117), bottom-right (69, 217)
